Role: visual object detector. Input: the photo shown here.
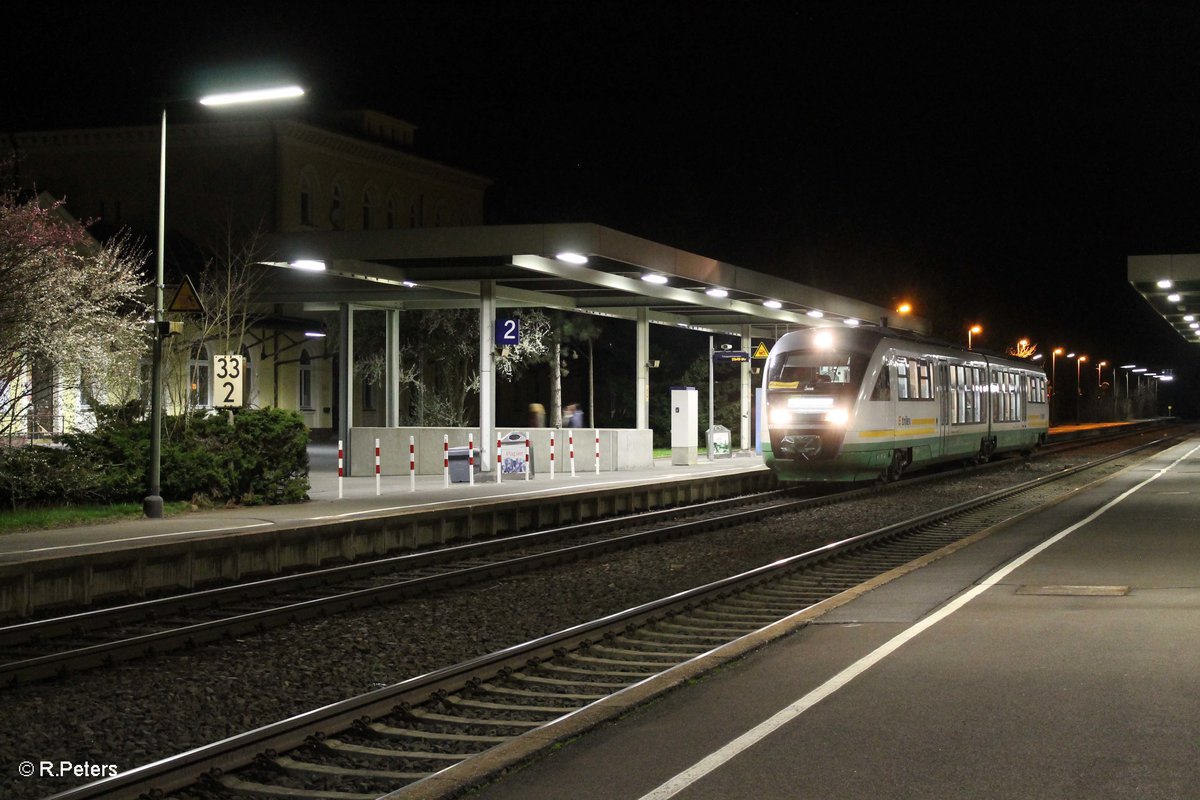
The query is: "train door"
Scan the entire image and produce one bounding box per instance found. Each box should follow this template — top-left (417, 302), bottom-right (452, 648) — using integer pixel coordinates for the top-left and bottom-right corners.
top-left (937, 361), bottom-right (951, 455)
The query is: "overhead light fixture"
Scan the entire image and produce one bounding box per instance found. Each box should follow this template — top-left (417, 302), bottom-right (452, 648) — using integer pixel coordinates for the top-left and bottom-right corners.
top-left (1168, 293), bottom-right (1182, 302)
top-left (1190, 322), bottom-right (1199, 329)
top-left (199, 85), bottom-right (305, 106)
top-left (806, 309), bottom-right (824, 318)
top-left (304, 330), bottom-right (326, 338)
top-left (843, 318), bottom-right (860, 326)
top-left (555, 252), bottom-right (588, 264)
top-left (1031, 353), bottom-right (1044, 360)
top-left (290, 260), bottom-right (326, 271)
top-left (1160, 374), bottom-right (1175, 381)
top-left (1157, 279), bottom-right (1174, 288)
top-left (762, 299), bottom-right (782, 309)
top-left (402, 280), bottom-right (417, 288)
top-left (1120, 364), bottom-right (1136, 369)
top-left (1133, 368), bottom-right (1148, 373)
top-left (642, 274), bottom-right (669, 285)
top-left (705, 287), bottom-right (728, 298)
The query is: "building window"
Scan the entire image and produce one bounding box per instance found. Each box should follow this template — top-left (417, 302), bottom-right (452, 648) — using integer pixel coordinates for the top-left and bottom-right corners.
top-left (330, 183), bottom-right (345, 229)
top-left (299, 175), bottom-right (314, 226)
top-left (189, 343), bottom-right (211, 407)
top-left (386, 196), bottom-right (397, 229)
top-left (362, 189), bottom-right (374, 230)
top-left (299, 349), bottom-right (313, 410)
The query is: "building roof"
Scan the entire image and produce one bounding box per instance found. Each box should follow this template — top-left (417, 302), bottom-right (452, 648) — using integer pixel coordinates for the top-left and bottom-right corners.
top-left (1127, 254), bottom-right (1200, 346)
top-left (261, 222), bottom-right (928, 339)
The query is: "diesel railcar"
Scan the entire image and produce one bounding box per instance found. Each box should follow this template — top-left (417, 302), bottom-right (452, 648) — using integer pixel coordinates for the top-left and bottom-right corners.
top-left (763, 327), bottom-right (1048, 482)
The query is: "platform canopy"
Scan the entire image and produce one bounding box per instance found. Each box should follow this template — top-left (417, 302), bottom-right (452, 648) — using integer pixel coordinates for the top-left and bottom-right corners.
top-left (261, 223), bottom-right (926, 337)
top-left (1128, 254), bottom-right (1200, 345)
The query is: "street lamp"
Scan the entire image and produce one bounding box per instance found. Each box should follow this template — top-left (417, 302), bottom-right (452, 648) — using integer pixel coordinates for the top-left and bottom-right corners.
top-left (1095, 360), bottom-right (1107, 392)
top-left (1050, 347), bottom-right (1065, 423)
top-left (967, 324), bottom-right (982, 350)
top-left (1075, 355), bottom-right (1087, 423)
top-left (144, 83), bottom-right (305, 518)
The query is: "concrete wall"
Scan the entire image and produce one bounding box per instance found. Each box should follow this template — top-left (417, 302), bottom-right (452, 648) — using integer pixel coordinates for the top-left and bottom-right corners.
top-left (349, 427), bottom-right (654, 476)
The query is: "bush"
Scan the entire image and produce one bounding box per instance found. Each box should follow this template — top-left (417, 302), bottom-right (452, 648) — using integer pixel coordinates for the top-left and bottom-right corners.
top-left (19, 405), bottom-right (312, 509)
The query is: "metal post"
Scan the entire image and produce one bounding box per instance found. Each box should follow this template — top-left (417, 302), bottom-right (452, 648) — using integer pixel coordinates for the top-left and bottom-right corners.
top-left (144, 108), bottom-right (168, 519)
top-left (496, 434), bottom-right (502, 484)
top-left (375, 438), bottom-right (380, 496)
top-left (550, 430), bottom-right (556, 480)
top-left (525, 433), bottom-right (530, 481)
top-left (442, 434), bottom-right (449, 487)
top-left (469, 432), bottom-right (475, 486)
top-left (337, 439), bottom-right (344, 500)
top-left (409, 435), bottom-right (415, 492)
top-left (594, 429), bottom-right (600, 474)
top-left (708, 335), bottom-right (714, 462)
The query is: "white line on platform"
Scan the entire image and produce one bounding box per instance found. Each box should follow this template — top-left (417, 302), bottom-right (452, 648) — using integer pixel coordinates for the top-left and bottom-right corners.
top-left (5, 522), bottom-right (275, 555)
top-left (637, 442), bottom-right (1200, 800)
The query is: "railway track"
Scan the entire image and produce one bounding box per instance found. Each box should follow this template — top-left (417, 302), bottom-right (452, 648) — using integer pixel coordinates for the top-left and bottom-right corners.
top-left (0, 423), bottom-right (1175, 689)
top-left (40, 430), bottom-right (1183, 800)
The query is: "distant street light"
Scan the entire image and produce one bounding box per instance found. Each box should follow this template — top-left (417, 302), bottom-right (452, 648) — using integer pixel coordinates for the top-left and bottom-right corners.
top-left (1050, 347), bottom-right (1065, 423)
top-left (967, 324), bottom-right (983, 350)
top-left (1096, 360), bottom-right (1107, 392)
top-left (1075, 355), bottom-right (1087, 423)
top-left (144, 83), bottom-right (304, 519)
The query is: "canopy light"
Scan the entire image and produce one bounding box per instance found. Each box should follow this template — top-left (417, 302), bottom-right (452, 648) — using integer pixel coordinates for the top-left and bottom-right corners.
top-left (1168, 293), bottom-right (1182, 302)
top-left (806, 309), bottom-right (824, 318)
top-left (1066, 352), bottom-right (1076, 358)
top-left (1185, 315), bottom-right (1195, 322)
top-left (843, 318), bottom-right (860, 326)
top-left (1120, 364), bottom-right (1137, 369)
top-left (290, 260), bottom-right (326, 271)
top-left (1031, 354), bottom-right (1044, 360)
top-left (304, 331), bottom-right (326, 338)
top-left (705, 287), bottom-right (728, 298)
top-left (199, 85), bottom-right (305, 106)
top-left (642, 274), bottom-right (669, 285)
top-left (762, 299), bottom-right (782, 309)
top-left (813, 330), bottom-right (835, 350)
top-left (1133, 368), bottom-right (1148, 373)
top-left (555, 252), bottom-right (588, 264)
top-left (402, 280), bottom-right (417, 288)
top-left (1160, 375), bottom-right (1175, 381)
top-left (1157, 279), bottom-right (1174, 288)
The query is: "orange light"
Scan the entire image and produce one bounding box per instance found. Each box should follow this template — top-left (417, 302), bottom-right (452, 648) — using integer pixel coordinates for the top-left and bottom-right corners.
top-left (1078, 355), bottom-right (1088, 364)
top-left (1053, 347), bottom-right (1064, 355)
top-left (969, 324), bottom-right (983, 334)
top-left (896, 302), bottom-right (912, 315)
top-left (1098, 360), bottom-right (1108, 367)
top-left (1018, 338), bottom-right (1029, 347)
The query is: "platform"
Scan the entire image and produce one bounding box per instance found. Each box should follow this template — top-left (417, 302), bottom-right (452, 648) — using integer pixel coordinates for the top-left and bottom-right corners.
top-left (466, 435), bottom-right (1200, 799)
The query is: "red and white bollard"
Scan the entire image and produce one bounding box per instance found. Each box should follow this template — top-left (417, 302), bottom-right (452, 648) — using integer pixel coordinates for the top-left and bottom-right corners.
top-left (409, 436), bottom-right (416, 493)
top-left (569, 431), bottom-right (576, 477)
top-left (550, 430), bottom-right (556, 481)
top-left (337, 439), bottom-right (344, 500)
top-left (594, 429), bottom-right (600, 475)
top-left (525, 433), bottom-right (531, 481)
top-left (375, 438), bottom-right (381, 496)
top-left (496, 434), bottom-right (503, 484)
top-left (442, 434), bottom-right (449, 487)
top-left (468, 432), bottom-right (475, 486)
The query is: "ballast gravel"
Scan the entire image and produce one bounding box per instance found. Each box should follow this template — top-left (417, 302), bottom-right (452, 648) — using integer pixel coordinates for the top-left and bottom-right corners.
top-left (0, 439), bottom-right (1161, 800)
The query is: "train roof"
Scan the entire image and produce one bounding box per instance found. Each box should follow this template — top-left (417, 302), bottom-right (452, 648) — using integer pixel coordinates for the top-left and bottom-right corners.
top-left (775, 326), bottom-right (1046, 373)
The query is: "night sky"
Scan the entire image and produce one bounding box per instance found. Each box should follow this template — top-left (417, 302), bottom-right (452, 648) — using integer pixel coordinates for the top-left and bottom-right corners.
top-left (6, 4), bottom-right (1200, 411)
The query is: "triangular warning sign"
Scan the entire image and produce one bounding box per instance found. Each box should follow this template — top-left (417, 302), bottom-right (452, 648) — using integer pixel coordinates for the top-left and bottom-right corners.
top-left (167, 275), bottom-right (205, 314)
top-left (752, 342), bottom-right (770, 359)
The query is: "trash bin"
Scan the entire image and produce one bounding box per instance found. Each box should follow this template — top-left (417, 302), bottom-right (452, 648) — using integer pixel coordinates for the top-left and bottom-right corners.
top-left (498, 431), bottom-right (534, 477)
top-left (447, 447), bottom-right (480, 483)
top-left (707, 425), bottom-right (732, 458)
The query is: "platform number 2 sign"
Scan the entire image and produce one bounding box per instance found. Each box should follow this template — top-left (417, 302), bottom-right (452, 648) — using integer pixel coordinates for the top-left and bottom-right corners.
top-left (495, 317), bottom-right (520, 346)
top-left (213, 355), bottom-right (244, 408)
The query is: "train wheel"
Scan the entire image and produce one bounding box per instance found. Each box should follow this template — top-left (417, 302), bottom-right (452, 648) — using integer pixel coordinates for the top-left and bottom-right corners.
top-left (882, 449), bottom-right (906, 482)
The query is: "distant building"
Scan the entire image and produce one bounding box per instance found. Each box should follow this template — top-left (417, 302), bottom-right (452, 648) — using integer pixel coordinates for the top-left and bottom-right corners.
top-left (6, 110), bottom-right (491, 438)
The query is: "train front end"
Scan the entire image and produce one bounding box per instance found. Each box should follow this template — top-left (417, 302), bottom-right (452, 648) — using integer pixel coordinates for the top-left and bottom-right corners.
top-left (763, 327), bottom-right (880, 482)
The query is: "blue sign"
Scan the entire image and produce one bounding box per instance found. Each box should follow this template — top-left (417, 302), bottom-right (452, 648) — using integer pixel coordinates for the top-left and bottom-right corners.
top-left (496, 317), bottom-right (520, 345)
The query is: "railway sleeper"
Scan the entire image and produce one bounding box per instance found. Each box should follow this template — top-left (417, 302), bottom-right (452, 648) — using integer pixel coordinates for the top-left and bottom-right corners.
top-left (216, 773), bottom-right (380, 799)
top-left (320, 737), bottom-right (468, 762)
top-left (588, 643), bottom-right (694, 660)
top-left (535, 662), bottom-right (655, 680)
top-left (479, 681), bottom-right (606, 701)
top-left (508, 670), bottom-right (630, 688)
top-left (613, 634), bottom-right (712, 653)
top-left (443, 694), bottom-right (581, 715)
top-left (366, 722), bottom-right (506, 743)
top-left (406, 707), bottom-right (546, 728)
top-left (567, 653), bottom-right (678, 669)
top-left (271, 754), bottom-right (426, 781)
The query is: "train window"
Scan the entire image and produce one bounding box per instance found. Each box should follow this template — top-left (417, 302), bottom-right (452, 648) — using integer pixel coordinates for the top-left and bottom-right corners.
top-left (896, 359), bottom-right (909, 399)
top-left (917, 360), bottom-right (932, 399)
top-left (870, 362), bottom-right (891, 400)
top-left (767, 351), bottom-right (867, 394)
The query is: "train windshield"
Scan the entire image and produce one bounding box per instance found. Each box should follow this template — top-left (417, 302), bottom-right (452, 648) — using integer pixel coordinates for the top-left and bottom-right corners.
top-left (767, 352), bottom-right (867, 395)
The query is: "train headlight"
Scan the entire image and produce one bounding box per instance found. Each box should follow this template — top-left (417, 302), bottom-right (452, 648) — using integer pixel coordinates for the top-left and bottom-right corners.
top-left (824, 408), bottom-right (849, 426)
top-left (769, 408), bottom-right (792, 426)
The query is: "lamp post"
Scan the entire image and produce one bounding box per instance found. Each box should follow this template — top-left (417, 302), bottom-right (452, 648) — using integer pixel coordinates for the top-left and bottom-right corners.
top-left (144, 84), bottom-right (304, 518)
top-left (1050, 347), bottom-right (1064, 424)
top-left (1075, 355), bottom-right (1087, 423)
top-left (967, 324), bottom-right (982, 350)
